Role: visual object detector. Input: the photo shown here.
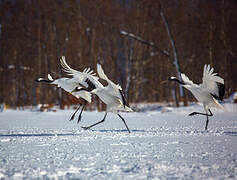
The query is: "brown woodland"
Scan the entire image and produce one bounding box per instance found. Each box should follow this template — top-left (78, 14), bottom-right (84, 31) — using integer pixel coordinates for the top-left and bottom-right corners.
top-left (0, 0), bottom-right (236, 108)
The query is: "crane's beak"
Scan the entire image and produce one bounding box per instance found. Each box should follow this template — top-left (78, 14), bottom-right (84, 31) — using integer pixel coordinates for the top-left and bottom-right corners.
top-left (160, 79), bottom-right (169, 84)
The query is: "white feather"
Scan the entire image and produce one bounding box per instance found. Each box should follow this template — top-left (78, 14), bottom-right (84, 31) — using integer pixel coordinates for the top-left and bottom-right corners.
top-left (202, 64), bottom-right (224, 97)
top-left (169, 64), bottom-right (225, 130)
top-left (60, 56), bottom-right (101, 89)
top-left (72, 91), bottom-right (92, 103)
top-left (97, 64), bottom-right (109, 81)
top-left (48, 74), bottom-right (53, 81)
top-left (87, 64), bottom-right (132, 113)
top-left (181, 73), bottom-right (194, 86)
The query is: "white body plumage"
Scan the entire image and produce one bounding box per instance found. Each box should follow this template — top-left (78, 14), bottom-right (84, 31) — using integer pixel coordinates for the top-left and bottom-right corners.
top-left (179, 64), bottom-right (225, 111)
top-left (91, 64), bottom-right (133, 113)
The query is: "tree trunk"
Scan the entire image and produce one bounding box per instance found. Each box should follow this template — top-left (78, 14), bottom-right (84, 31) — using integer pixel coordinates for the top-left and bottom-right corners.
top-left (159, 6), bottom-right (186, 106)
top-left (125, 38), bottom-right (134, 100)
top-left (37, 11), bottom-right (42, 105)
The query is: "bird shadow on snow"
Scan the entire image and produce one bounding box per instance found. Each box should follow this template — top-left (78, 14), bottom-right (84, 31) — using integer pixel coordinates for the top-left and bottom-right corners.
top-left (90, 129), bottom-right (146, 133)
top-left (0, 133), bottom-right (81, 137)
top-left (93, 129), bottom-right (237, 137)
top-left (0, 129), bottom-right (145, 137)
top-left (0, 129), bottom-right (235, 137)
top-left (223, 131), bottom-right (237, 136)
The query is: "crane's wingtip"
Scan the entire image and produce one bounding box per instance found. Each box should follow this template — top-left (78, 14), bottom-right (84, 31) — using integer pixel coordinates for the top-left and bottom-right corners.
top-left (97, 63), bottom-right (102, 68)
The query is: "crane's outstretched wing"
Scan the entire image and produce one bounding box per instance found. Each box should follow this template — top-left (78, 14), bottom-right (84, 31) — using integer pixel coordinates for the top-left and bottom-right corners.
top-left (60, 56), bottom-right (80, 75)
top-left (202, 64), bottom-right (225, 100)
top-left (96, 64), bottom-right (109, 81)
top-left (60, 56), bottom-right (101, 89)
top-left (60, 56), bottom-right (97, 77)
top-left (181, 73), bottom-right (195, 86)
top-left (97, 64), bottom-right (127, 105)
top-left (97, 64), bottom-right (122, 90)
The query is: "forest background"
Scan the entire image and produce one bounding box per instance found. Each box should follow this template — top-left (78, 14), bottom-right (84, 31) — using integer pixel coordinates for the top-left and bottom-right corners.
top-left (0, 0), bottom-right (236, 109)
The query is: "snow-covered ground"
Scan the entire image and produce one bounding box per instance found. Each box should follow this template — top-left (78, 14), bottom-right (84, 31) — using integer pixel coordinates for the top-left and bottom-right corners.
top-left (0, 103), bottom-right (237, 179)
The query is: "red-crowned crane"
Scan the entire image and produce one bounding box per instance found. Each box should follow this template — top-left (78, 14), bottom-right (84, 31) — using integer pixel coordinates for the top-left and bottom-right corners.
top-left (35, 56), bottom-right (98, 123)
top-left (169, 64), bottom-right (225, 130)
top-left (72, 64), bottom-right (133, 133)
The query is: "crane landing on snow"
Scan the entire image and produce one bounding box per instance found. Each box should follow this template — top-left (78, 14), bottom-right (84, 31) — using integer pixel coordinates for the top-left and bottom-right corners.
top-left (169, 64), bottom-right (225, 130)
top-left (35, 56), bottom-right (98, 123)
top-left (72, 64), bottom-right (133, 133)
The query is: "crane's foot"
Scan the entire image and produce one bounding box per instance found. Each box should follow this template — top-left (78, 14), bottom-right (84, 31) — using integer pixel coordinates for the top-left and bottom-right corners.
top-left (69, 114), bottom-right (75, 121)
top-left (189, 112), bottom-right (198, 116)
top-left (77, 115), bottom-right (82, 124)
top-left (81, 126), bottom-right (90, 130)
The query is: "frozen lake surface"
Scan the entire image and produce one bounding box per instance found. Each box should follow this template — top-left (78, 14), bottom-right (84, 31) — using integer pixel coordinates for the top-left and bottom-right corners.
top-left (0, 103), bottom-right (237, 179)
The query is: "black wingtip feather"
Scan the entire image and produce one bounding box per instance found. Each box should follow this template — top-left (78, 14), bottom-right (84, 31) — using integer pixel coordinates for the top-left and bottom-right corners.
top-left (119, 90), bottom-right (130, 108)
top-left (218, 83), bottom-right (225, 101)
top-left (85, 78), bottom-right (96, 91)
top-left (211, 83), bottom-right (225, 101)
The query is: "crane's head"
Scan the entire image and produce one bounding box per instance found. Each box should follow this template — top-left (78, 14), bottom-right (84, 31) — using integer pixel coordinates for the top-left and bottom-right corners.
top-left (35, 78), bottom-right (43, 82)
top-left (168, 76), bottom-right (185, 85)
top-left (168, 76), bottom-right (177, 81)
top-left (71, 86), bottom-right (85, 93)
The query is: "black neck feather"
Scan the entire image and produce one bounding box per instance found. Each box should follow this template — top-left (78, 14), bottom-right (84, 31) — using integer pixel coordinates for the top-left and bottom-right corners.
top-left (119, 90), bottom-right (129, 108)
top-left (168, 77), bottom-right (185, 85)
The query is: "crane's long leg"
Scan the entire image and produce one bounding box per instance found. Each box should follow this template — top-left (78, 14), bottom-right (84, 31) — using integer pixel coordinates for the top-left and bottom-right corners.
top-left (77, 102), bottom-right (87, 123)
top-left (205, 109), bottom-right (213, 130)
top-left (189, 109), bottom-right (213, 117)
top-left (189, 109), bottom-right (213, 130)
top-left (69, 105), bottom-right (81, 121)
top-left (205, 114), bottom-right (209, 131)
top-left (117, 114), bottom-right (131, 133)
top-left (82, 112), bottom-right (107, 130)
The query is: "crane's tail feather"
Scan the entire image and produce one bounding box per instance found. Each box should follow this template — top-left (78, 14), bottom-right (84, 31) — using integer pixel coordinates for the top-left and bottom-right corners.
top-left (213, 98), bottom-right (226, 112)
top-left (124, 106), bottom-right (133, 112)
top-left (73, 91), bottom-right (92, 103)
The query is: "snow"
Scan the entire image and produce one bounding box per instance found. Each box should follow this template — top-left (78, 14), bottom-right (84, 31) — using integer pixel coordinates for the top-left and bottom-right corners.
top-left (227, 92), bottom-right (237, 103)
top-left (0, 103), bottom-right (237, 179)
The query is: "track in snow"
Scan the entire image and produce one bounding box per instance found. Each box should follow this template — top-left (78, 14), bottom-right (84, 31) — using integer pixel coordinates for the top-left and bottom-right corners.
top-left (0, 104), bottom-right (237, 179)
